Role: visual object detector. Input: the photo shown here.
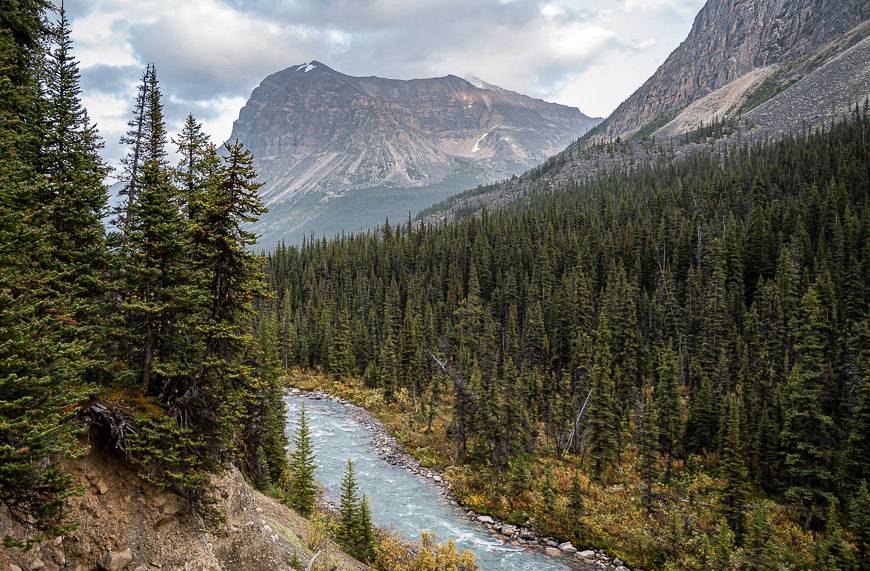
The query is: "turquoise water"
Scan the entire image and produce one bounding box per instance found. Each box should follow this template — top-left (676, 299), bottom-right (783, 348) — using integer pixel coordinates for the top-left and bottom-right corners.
top-left (284, 394), bottom-right (573, 571)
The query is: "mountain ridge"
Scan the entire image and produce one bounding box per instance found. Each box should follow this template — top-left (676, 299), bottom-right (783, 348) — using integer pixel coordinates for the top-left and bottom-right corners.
top-left (228, 61), bottom-right (601, 246)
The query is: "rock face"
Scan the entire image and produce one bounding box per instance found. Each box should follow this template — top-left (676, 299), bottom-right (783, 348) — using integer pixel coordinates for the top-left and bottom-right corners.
top-left (228, 61), bottom-right (600, 246)
top-left (596, 0), bottom-right (869, 140)
top-left (423, 0), bottom-right (869, 224)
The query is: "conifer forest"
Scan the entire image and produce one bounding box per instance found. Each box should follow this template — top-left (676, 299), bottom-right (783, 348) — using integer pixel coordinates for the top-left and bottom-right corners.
top-left (1, 0), bottom-right (869, 570)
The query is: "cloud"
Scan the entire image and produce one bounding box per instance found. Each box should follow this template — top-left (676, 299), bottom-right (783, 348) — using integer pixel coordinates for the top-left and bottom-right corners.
top-left (58, 0), bottom-right (706, 168)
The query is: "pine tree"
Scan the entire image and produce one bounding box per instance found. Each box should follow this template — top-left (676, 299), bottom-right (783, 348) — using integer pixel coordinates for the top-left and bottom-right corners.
top-left (287, 404), bottom-right (317, 515)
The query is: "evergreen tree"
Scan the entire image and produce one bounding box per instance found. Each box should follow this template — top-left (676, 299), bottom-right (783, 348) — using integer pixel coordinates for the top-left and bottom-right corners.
top-left (636, 384), bottom-right (659, 516)
top-left (287, 404), bottom-right (317, 515)
top-left (720, 392), bottom-right (749, 541)
top-left (780, 284), bottom-right (836, 530)
top-left (355, 493), bottom-right (376, 562)
top-left (0, 2), bottom-right (92, 546)
top-left (338, 458), bottom-right (360, 551)
top-left (586, 312), bottom-right (618, 482)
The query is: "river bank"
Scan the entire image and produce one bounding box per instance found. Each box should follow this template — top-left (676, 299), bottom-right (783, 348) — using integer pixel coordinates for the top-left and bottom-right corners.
top-left (288, 387), bottom-right (634, 571)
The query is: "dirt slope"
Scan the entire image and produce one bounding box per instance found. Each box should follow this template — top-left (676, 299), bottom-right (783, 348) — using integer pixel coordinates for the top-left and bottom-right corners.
top-left (0, 447), bottom-right (365, 571)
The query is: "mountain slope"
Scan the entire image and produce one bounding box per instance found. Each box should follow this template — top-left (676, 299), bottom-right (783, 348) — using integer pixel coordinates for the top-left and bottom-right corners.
top-left (596, 0), bottom-right (868, 141)
top-left (423, 0), bottom-right (869, 222)
top-left (228, 62), bottom-right (601, 246)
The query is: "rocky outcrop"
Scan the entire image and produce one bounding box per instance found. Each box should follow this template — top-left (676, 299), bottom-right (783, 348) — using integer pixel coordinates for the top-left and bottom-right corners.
top-left (228, 61), bottom-right (600, 246)
top-left (596, 0), bottom-right (868, 140)
top-left (0, 446), bottom-right (365, 571)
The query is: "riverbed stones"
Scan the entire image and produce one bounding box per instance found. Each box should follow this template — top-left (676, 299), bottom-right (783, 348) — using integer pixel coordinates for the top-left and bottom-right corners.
top-left (577, 549), bottom-right (596, 560)
top-left (558, 541), bottom-right (577, 554)
top-left (501, 524), bottom-right (517, 536)
top-left (476, 515), bottom-right (494, 525)
top-left (544, 547), bottom-right (562, 557)
top-left (519, 529), bottom-right (537, 540)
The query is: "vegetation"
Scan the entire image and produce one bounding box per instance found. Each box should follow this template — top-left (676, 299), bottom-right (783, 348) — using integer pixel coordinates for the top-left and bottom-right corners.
top-left (0, 2), bottom-right (288, 546)
top-left (285, 404), bottom-right (318, 515)
top-left (738, 71), bottom-right (799, 115)
top-left (265, 107), bottom-right (870, 569)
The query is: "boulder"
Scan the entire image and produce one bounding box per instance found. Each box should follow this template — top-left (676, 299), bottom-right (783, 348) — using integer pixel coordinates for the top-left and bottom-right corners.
top-left (98, 548), bottom-right (133, 571)
top-left (27, 561), bottom-right (44, 571)
top-left (614, 558), bottom-right (624, 566)
top-left (544, 547), bottom-right (562, 557)
top-left (95, 480), bottom-right (108, 495)
top-left (577, 549), bottom-right (596, 560)
top-left (501, 524), bottom-right (517, 536)
top-left (616, 567), bottom-right (630, 571)
top-left (558, 541), bottom-right (577, 554)
top-left (476, 515), bottom-right (494, 525)
top-left (10, 565), bottom-right (23, 571)
top-left (519, 529), bottom-right (537, 540)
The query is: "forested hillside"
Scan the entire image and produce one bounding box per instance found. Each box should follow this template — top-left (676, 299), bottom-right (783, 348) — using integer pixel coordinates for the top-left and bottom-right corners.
top-left (264, 108), bottom-right (870, 568)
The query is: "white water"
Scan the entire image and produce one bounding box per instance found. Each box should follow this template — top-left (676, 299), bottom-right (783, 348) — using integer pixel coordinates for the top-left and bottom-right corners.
top-left (284, 394), bottom-right (574, 571)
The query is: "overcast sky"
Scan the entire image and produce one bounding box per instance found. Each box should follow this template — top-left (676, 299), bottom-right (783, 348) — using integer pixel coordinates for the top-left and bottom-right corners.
top-left (59, 0), bottom-right (705, 167)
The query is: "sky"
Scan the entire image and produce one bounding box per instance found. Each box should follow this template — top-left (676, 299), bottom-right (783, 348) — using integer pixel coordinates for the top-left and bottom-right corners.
top-left (59, 0), bottom-right (706, 168)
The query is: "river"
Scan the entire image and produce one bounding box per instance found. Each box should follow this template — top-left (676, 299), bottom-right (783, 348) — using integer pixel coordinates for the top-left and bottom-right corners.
top-left (284, 394), bottom-right (574, 571)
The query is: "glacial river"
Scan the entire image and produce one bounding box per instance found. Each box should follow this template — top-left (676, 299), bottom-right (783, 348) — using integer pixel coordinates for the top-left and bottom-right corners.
top-left (284, 394), bottom-right (573, 571)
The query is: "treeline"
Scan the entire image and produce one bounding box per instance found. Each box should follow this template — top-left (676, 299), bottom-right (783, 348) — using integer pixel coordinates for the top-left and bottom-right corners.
top-left (1, 2), bottom-right (286, 546)
top-left (263, 108), bottom-right (870, 567)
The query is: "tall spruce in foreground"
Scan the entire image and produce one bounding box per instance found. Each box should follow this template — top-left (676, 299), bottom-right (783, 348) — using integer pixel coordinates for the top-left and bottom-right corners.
top-left (287, 404), bottom-right (317, 514)
top-left (187, 138), bottom-right (266, 468)
top-left (41, 4), bottom-right (111, 380)
top-left (119, 65), bottom-right (193, 395)
top-left (0, 1), bottom-right (95, 546)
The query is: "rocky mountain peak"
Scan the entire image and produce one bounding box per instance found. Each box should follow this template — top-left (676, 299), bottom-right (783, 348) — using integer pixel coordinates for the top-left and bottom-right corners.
top-left (229, 61), bottom-right (602, 245)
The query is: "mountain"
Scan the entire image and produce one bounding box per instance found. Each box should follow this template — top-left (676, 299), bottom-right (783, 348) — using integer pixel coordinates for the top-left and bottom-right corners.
top-left (424, 0), bottom-right (869, 221)
top-left (227, 61), bottom-right (601, 246)
top-left (595, 0), bottom-right (869, 142)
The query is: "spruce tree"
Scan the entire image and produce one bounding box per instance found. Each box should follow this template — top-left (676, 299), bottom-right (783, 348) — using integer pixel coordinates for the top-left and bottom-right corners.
top-left (655, 340), bottom-right (682, 479)
top-left (636, 384), bottom-right (659, 516)
top-left (780, 284), bottom-right (835, 530)
top-left (287, 404), bottom-right (317, 514)
top-left (338, 458), bottom-right (360, 552)
top-left (355, 493), bottom-right (376, 562)
top-left (41, 4), bottom-right (110, 354)
top-left (720, 392), bottom-right (749, 541)
top-left (0, 0), bottom-right (91, 546)
top-left (586, 312), bottom-right (618, 482)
